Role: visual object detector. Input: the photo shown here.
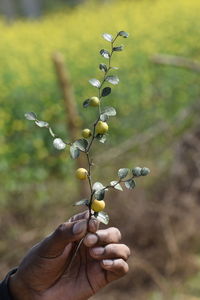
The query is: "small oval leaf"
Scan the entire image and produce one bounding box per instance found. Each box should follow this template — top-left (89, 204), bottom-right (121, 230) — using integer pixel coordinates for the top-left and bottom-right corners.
top-left (35, 120), bottom-right (49, 128)
top-left (141, 167), bottom-right (150, 176)
top-left (97, 211), bottom-right (109, 225)
top-left (25, 112), bottom-right (37, 121)
top-left (105, 75), bottom-right (119, 85)
top-left (100, 113), bottom-right (109, 122)
top-left (110, 181), bottom-right (123, 191)
top-left (93, 182), bottom-right (104, 191)
top-left (132, 167), bottom-right (142, 177)
top-left (118, 31), bottom-right (129, 38)
top-left (99, 63), bottom-right (108, 72)
top-left (89, 78), bottom-right (101, 88)
top-left (74, 139), bottom-right (88, 152)
top-left (95, 189), bottom-right (105, 200)
top-left (118, 168), bottom-right (129, 179)
top-left (102, 106), bottom-right (116, 117)
top-left (74, 199), bottom-right (89, 206)
top-left (113, 45), bottom-right (124, 52)
top-left (102, 33), bottom-right (113, 42)
top-left (83, 99), bottom-right (90, 108)
top-left (70, 144), bottom-right (80, 159)
top-left (125, 179), bottom-right (136, 190)
top-left (95, 133), bottom-right (107, 143)
top-left (100, 49), bottom-right (110, 59)
top-left (101, 87), bottom-right (111, 97)
top-left (53, 138), bottom-right (66, 150)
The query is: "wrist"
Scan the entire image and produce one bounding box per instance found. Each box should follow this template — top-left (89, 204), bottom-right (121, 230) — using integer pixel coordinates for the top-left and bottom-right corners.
top-left (9, 273), bottom-right (32, 300)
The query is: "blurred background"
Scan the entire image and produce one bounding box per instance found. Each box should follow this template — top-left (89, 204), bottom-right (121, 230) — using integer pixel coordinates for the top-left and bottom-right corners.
top-left (0, 0), bottom-right (200, 299)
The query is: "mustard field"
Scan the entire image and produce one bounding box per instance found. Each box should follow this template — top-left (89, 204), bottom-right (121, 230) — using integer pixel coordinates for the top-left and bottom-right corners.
top-left (0, 0), bottom-right (199, 192)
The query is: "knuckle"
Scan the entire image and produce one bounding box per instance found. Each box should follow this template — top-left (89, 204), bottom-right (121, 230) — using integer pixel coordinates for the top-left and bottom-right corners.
top-left (120, 244), bottom-right (131, 260)
top-left (55, 223), bottom-right (67, 236)
top-left (125, 245), bottom-right (131, 259)
top-left (110, 227), bottom-right (122, 241)
top-left (118, 259), bottom-right (129, 274)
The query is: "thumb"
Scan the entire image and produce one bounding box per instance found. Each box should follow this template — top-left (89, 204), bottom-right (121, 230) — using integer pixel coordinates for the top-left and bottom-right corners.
top-left (37, 219), bottom-right (88, 258)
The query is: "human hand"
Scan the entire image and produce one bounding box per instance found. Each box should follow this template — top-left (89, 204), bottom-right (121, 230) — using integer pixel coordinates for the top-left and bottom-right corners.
top-left (9, 211), bottom-right (130, 300)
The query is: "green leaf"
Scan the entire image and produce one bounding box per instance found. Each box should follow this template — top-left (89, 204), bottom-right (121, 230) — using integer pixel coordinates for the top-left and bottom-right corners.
top-left (25, 112), bottom-right (37, 121)
top-left (94, 212), bottom-right (99, 218)
top-left (95, 133), bottom-right (107, 143)
top-left (110, 181), bottom-right (123, 191)
top-left (100, 113), bottom-right (109, 122)
top-left (49, 127), bottom-right (55, 137)
top-left (89, 78), bottom-right (101, 88)
top-left (93, 182), bottom-right (104, 191)
top-left (141, 167), bottom-right (150, 176)
top-left (101, 87), bottom-right (111, 97)
top-left (70, 144), bottom-right (80, 159)
top-left (113, 45), bottom-right (124, 51)
top-left (100, 49), bottom-right (110, 59)
top-left (102, 33), bottom-right (113, 42)
top-left (132, 167), bottom-right (142, 177)
top-left (118, 31), bottom-right (129, 38)
top-left (74, 199), bottom-right (89, 206)
top-left (102, 106), bottom-right (116, 116)
top-left (118, 168), bottom-right (129, 179)
top-left (97, 211), bottom-right (109, 225)
top-left (105, 75), bottom-right (119, 85)
top-left (53, 138), bottom-right (66, 150)
top-left (35, 120), bottom-right (49, 128)
top-left (83, 99), bottom-right (90, 108)
top-left (95, 189), bottom-right (105, 200)
top-left (74, 139), bottom-right (88, 152)
top-left (99, 63), bottom-right (107, 72)
top-left (125, 179), bottom-right (136, 189)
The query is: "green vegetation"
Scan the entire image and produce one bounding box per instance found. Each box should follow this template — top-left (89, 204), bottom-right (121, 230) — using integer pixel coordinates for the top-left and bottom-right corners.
top-left (0, 0), bottom-right (199, 198)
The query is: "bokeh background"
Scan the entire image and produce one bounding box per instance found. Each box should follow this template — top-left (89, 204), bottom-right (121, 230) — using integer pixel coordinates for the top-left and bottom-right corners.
top-left (0, 0), bottom-right (200, 299)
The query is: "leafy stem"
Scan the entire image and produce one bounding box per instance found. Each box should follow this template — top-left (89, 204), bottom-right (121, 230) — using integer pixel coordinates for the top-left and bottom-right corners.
top-left (24, 30), bottom-right (151, 229)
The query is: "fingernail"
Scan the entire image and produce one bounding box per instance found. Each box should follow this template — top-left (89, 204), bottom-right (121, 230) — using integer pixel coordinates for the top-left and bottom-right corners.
top-left (91, 247), bottom-right (104, 255)
top-left (73, 221), bottom-right (86, 235)
top-left (89, 219), bottom-right (98, 232)
top-left (103, 259), bottom-right (113, 266)
top-left (85, 234), bottom-right (98, 245)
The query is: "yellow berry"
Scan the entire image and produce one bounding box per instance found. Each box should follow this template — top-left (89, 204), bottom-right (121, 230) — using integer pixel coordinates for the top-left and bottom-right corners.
top-left (96, 121), bottom-right (109, 134)
top-left (76, 168), bottom-right (88, 180)
top-left (91, 199), bottom-right (105, 212)
top-left (90, 96), bottom-right (100, 107)
top-left (82, 128), bottom-right (92, 139)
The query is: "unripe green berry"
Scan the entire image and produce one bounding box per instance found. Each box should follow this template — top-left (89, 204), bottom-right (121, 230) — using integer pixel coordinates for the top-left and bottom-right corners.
top-left (82, 128), bottom-right (92, 138)
top-left (96, 121), bottom-right (109, 134)
top-left (132, 167), bottom-right (142, 177)
top-left (90, 96), bottom-right (100, 107)
top-left (76, 168), bottom-right (88, 180)
top-left (141, 167), bottom-right (150, 176)
top-left (91, 199), bottom-right (105, 212)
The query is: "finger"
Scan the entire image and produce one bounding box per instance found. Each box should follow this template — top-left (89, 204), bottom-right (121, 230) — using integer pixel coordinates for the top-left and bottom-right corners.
top-left (69, 210), bottom-right (89, 222)
top-left (88, 218), bottom-right (99, 233)
top-left (84, 227), bottom-right (121, 247)
top-left (37, 219), bottom-right (88, 258)
top-left (89, 244), bottom-right (130, 261)
top-left (69, 211), bottom-right (99, 233)
top-left (101, 258), bottom-right (129, 282)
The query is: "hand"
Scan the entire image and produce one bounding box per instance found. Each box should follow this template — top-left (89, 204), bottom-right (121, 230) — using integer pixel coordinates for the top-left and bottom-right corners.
top-left (9, 211), bottom-right (130, 300)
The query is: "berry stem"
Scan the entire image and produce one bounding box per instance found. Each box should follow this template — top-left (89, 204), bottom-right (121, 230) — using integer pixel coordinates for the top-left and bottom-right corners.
top-left (84, 33), bottom-right (121, 222)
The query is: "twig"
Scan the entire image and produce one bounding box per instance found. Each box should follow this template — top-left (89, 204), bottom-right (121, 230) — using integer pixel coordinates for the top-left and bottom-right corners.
top-left (151, 54), bottom-right (200, 73)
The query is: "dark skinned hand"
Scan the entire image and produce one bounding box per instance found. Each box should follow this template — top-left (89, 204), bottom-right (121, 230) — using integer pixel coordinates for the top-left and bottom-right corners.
top-left (9, 211), bottom-right (130, 300)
